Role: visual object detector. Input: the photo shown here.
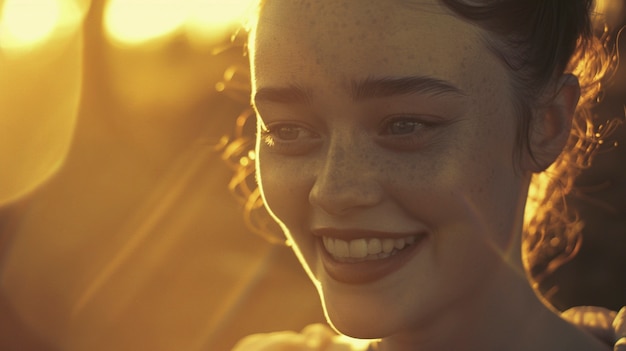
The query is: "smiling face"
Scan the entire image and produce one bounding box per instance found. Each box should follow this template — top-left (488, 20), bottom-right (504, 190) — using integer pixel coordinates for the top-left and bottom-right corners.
top-left (250, 0), bottom-right (534, 339)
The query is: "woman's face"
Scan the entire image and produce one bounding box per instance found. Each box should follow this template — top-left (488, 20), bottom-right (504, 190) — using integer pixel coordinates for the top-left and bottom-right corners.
top-left (251, 0), bottom-right (532, 339)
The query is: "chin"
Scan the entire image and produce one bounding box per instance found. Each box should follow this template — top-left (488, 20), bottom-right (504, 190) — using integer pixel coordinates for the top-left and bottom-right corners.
top-left (320, 287), bottom-right (405, 340)
top-left (327, 314), bottom-right (390, 339)
top-left (327, 310), bottom-right (405, 340)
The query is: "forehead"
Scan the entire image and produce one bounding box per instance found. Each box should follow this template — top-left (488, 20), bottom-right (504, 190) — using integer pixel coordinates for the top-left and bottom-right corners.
top-left (250, 0), bottom-right (501, 97)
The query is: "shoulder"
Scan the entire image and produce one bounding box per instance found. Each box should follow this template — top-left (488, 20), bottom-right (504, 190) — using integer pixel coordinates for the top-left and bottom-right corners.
top-left (562, 306), bottom-right (626, 349)
top-left (231, 323), bottom-right (372, 351)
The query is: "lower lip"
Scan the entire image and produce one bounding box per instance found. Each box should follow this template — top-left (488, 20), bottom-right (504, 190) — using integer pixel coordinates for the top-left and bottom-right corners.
top-left (317, 235), bottom-right (428, 285)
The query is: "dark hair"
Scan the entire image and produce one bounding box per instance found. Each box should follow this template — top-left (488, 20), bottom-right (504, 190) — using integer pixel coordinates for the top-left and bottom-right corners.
top-left (436, 0), bottom-right (617, 285)
top-left (222, 0), bottom-right (619, 290)
top-left (441, 0), bottom-right (593, 161)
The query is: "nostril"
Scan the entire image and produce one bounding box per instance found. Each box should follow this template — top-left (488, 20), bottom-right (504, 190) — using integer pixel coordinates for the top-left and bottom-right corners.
top-left (308, 175), bottom-right (383, 215)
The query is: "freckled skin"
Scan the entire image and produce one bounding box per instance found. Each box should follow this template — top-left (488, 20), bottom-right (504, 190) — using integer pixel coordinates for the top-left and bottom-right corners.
top-left (254, 0), bottom-right (523, 339)
top-left (249, 1), bottom-right (603, 351)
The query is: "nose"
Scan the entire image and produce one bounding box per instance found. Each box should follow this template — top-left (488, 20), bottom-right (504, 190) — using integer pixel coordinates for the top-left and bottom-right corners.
top-left (309, 139), bottom-right (384, 216)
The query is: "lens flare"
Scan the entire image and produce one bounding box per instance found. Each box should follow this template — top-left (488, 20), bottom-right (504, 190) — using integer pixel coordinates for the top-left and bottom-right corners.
top-left (0, 0), bottom-right (87, 205)
top-left (0, 0), bottom-right (60, 48)
top-left (188, 0), bottom-right (254, 29)
top-left (104, 0), bottom-right (189, 46)
top-left (104, 0), bottom-right (256, 46)
top-left (0, 0), bottom-right (86, 50)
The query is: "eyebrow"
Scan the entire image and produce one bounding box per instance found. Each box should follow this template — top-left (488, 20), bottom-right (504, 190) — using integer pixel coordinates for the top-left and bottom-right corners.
top-left (253, 83), bottom-right (312, 105)
top-left (352, 76), bottom-right (466, 100)
top-left (253, 75), bottom-right (466, 106)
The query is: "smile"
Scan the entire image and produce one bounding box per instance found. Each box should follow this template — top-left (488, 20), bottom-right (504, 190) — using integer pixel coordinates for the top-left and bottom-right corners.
top-left (312, 228), bottom-right (429, 284)
top-left (322, 236), bottom-right (417, 262)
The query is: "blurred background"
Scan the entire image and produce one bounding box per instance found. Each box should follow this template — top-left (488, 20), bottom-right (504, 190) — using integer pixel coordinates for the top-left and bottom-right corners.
top-left (0, 1), bottom-right (624, 350)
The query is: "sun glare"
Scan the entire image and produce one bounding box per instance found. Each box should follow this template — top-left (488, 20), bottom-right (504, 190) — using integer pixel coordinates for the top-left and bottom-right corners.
top-left (0, 0), bottom-right (86, 50)
top-left (0, 0), bottom-right (60, 48)
top-left (104, 0), bottom-right (188, 45)
top-left (188, 0), bottom-right (254, 29)
top-left (104, 0), bottom-right (255, 46)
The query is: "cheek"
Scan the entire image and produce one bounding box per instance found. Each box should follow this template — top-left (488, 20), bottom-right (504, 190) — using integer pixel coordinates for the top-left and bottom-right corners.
top-left (389, 122), bottom-right (522, 246)
top-left (257, 151), bottom-right (312, 228)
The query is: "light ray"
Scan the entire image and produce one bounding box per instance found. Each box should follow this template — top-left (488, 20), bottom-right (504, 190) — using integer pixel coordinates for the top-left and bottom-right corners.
top-left (71, 141), bottom-right (215, 317)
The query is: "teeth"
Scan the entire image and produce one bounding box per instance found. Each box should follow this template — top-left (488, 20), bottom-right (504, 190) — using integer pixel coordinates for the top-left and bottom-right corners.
top-left (382, 239), bottom-right (395, 253)
top-left (322, 236), bottom-right (418, 260)
top-left (367, 238), bottom-right (381, 255)
top-left (349, 239), bottom-right (368, 258)
top-left (394, 238), bottom-right (406, 250)
top-left (334, 239), bottom-right (349, 258)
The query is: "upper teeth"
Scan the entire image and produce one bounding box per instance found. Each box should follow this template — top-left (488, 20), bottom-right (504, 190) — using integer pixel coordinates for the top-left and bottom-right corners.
top-left (322, 236), bottom-right (416, 259)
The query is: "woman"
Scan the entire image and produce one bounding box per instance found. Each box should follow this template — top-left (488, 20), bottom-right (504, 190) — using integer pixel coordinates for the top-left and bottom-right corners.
top-left (232, 0), bottom-right (624, 350)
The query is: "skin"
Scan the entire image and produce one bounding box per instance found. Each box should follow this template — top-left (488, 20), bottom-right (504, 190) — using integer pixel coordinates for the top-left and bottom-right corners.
top-left (249, 0), bottom-right (606, 350)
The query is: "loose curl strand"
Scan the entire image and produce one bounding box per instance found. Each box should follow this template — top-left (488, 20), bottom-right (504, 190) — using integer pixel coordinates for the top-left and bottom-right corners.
top-left (215, 28), bottom-right (284, 244)
top-left (525, 25), bottom-right (622, 285)
top-left (219, 0), bottom-right (623, 287)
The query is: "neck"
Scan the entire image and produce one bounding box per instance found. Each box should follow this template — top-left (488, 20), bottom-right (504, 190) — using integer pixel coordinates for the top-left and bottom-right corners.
top-left (375, 258), bottom-right (609, 351)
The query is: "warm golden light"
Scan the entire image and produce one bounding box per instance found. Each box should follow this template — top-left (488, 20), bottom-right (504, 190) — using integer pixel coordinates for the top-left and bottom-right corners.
top-left (187, 0), bottom-right (254, 30)
top-left (104, 0), bottom-right (255, 46)
top-left (0, 0), bottom-right (88, 205)
top-left (0, 0), bottom-right (60, 48)
top-left (524, 172), bottom-right (548, 229)
top-left (104, 0), bottom-right (188, 45)
top-left (0, 0), bottom-right (86, 50)
top-left (592, 0), bottom-right (625, 28)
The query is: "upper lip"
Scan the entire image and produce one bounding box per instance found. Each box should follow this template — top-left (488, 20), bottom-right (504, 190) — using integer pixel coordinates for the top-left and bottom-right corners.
top-left (311, 227), bottom-right (423, 241)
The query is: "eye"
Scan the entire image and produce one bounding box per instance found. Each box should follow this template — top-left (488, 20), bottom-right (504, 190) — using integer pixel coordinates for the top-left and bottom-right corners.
top-left (260, 122), bottom-right (321, 155)
top-left (386, 119), bottom-right (424, 135)
top-left (273, 125), bottom-right (309, 140)
top-left (380, 116), bottom-right (431, 136)
top-left (377, 115), bottom-right (437, 151)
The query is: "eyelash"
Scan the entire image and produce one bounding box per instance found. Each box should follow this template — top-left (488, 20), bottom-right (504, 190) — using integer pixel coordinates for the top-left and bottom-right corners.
top-left (260, 122), bottom-right (321, 155)
top-left (259, 115), bottom-right (438, 154)
top-left (376, 115), bottom-right (436, 150)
